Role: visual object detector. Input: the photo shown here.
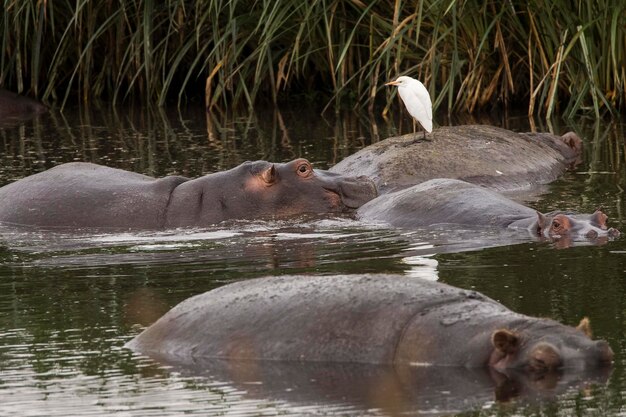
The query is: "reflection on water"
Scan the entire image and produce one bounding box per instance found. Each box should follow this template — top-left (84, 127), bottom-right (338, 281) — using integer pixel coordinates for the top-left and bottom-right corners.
top-left (0, 105), bottom-right (391, 184)
top-left (403, 254), bottom-right (439, 280)
top-left (138, 355), bottom-right (612, 417)
top-left (0, 104), bottom-right (625, 416)
top-left (2, 327), bottom-right (324, 417)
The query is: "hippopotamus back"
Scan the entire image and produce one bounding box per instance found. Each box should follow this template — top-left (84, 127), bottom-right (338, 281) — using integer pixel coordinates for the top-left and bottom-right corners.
top-left (330, 125), bottom-right (583, 193)
top-left (0, 162), bottom-right (186, 229)
top-left (357, 178), bottom-right (535, 228)
top-left (127, 274), bottom-right (613, 372)
top-left (127, 274), bottom-right (465, 364)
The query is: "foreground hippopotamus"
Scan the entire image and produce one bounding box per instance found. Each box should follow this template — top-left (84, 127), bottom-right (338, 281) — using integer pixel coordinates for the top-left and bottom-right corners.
top-left (357, 178), bottom-right (620, 241)
top-left (0, 89), bottom-right (47, 120)
top-left (330, 125), bottom-right (583, 193)
top-left (126, 274), bottom-right (613, 373)
top-left (0, 159), bottom-right (377, 229)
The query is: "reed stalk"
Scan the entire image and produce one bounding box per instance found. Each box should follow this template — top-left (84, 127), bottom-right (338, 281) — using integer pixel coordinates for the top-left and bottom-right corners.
top-left (1, 0), bottom-right (624, 117)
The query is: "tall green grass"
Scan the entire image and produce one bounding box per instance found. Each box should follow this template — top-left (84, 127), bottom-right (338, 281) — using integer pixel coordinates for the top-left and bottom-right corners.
top-left (1, 0), bottom-right (625, 117)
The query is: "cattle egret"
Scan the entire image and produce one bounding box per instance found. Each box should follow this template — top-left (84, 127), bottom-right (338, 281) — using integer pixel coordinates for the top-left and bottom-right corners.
top-left (386, 76), bottom-right (433, 140)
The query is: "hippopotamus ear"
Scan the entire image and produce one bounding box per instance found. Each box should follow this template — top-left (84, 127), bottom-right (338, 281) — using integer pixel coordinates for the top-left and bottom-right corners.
top-left (576, 317), bottom-right (593, 338)
top-left (561, 131), bottom-right (583, 154)
top-left (261, 164), bottom-right (277, 185)
top-left (590, 210), bottom-right (608, 230)
top-left (492, 329), bottom-right (519, 355)
top-left (535, 211), bottom-right (547, 236)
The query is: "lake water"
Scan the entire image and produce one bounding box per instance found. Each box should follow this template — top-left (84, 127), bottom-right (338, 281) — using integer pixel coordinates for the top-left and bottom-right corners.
top-left (0, 105), bottom-right (625, 416)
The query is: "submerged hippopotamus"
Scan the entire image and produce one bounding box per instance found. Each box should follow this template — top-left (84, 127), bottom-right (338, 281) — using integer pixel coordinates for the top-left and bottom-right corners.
top-left (126, 274), bottom-right (613, 374)
top-left (0, 159), bottom-right (377, 229)
top-left (357, 178), bottom-right (620, 242)
top-left (0, 89), bottom-right (47, 120)
top-left (330, 125), bottom-right (583, 193)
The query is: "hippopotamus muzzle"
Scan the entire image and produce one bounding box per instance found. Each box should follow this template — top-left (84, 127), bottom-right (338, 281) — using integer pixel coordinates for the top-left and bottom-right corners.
top-left (317, 171), bottom-right (378, 209)
top-left (526, 339), bottom-right (614, 373)
top-left (585, 228), bottom-right (620, 239)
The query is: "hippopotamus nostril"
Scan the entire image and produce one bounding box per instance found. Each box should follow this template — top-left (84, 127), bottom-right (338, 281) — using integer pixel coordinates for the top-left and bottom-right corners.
top-left (608, 227), bottom-right (621, 238)
top-left (586, 229), bottom-right (599, 239)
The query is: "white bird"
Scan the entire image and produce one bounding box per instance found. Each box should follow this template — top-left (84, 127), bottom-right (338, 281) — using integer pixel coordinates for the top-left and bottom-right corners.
top-left (385, 75), bottom-right (433, 141)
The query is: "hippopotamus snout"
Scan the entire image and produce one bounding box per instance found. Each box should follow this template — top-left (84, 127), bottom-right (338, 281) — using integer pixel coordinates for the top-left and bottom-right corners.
top-left (338, 175), bottom-right (378, 209)
top-left (584, 226), bottom-right (620, 240)
top-left (574, 340), bottom-right (615, 370)
top-left (595, 340), bottom-right (614, 365)
top-left (318, 171), bottom-right (377, 209)
top-left (523, 338), bottom-right (613, 376)
top-left (572, 340), bottom-right (614, 370)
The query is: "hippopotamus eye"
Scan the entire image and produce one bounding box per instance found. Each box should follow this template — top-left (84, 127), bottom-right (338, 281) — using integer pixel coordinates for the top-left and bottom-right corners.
top-left (552, 220), bottom-right (561, 229)
top-left (296, 161), bottom-right (313, 178)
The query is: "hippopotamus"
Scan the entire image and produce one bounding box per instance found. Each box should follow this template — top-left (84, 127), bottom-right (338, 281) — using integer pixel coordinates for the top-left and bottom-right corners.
top-left (0, 89), bottom-right (47, 120)
top-left (357, 178), bottom-right (620, 241)
top-left (0, 159), bottom-right (377, 229)
top-left (330, 125), bottom-right (583, 193)
top-left (126, 274), bottom-right (614, 374)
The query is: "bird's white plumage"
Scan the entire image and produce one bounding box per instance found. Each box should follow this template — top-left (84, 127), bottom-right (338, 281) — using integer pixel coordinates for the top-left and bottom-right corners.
top-left (387, 75), bottom-right (433, 133)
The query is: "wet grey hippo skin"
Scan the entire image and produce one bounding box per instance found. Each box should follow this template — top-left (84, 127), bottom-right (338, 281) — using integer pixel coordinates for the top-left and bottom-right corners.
top-left (0, 159), bottom-right (377, 229)
top-left (357, 178), bottom-right (620, 241)
top-left (330, 125), bottom-right (583, 193)
top-left (0, 89), bottom-right (47, 119)
top-left (126, 274), bottom-right (613, 373)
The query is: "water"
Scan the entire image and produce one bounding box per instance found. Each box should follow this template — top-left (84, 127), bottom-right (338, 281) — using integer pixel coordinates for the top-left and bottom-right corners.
top-left (0, 105), bottom-right (625, 416)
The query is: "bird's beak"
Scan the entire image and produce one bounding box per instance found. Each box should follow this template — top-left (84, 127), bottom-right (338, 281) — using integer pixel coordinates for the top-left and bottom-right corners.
top-left (385, 80), bottom-right (400, 86)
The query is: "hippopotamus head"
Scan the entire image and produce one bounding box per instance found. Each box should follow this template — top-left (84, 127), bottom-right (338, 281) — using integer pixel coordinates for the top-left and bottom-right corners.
top-left (0, 89), bottom-right (47, 120)
top-left (240, 158), bottom-right (377, 217)
top-left (489, 317), bottom-right (613, 373)
top-left (534, 210), bottom-right (620, 241)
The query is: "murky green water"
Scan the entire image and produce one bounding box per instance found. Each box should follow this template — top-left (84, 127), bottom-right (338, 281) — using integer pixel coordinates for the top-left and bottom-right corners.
top-left (0, 106), bottom-right (625, 416)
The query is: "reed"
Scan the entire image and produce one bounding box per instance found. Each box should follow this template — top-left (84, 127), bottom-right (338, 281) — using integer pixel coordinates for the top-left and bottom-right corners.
top-left (1, 0), bottom-right (624, 117)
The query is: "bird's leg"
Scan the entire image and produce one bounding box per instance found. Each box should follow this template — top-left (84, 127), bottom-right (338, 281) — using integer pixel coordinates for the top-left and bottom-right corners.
top-left (402, 128), bottom-right (431, 146)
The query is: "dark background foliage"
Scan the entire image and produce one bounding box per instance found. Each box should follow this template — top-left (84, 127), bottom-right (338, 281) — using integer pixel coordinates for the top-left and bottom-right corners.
top-left (1, 0), bottom-right (625, 116)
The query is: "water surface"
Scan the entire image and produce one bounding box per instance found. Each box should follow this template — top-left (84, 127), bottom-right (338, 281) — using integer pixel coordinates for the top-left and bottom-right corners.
top-left (0, 106), bottom-right (625, 416)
